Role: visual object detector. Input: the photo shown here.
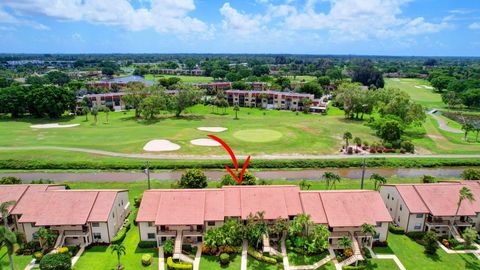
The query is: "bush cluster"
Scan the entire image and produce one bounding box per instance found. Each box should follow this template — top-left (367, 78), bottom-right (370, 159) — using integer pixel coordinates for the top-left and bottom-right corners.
top-left (138, 241), bottom-right (157, 249)
top-left (39, 253), bottom-right (71, 270)
top-left (406, 231), bottom-right (426, 240)
top-left (342, 266), bottom-right (366, 270)
top-left (141, 254), bottom-right (153, 266)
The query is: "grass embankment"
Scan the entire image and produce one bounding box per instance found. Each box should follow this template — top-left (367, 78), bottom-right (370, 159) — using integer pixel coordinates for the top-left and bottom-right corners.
top-left (384, 78), bottom-right (444, 109)
top-left (0, 247), bottom-right (32, 270)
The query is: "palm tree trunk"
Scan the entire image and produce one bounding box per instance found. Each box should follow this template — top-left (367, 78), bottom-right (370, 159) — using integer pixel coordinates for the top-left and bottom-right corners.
top-left (8, 251), bottom-right (15, 270)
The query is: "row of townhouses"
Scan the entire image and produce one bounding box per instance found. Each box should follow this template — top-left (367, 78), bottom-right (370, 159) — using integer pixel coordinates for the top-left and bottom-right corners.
top-left (0, 184), bottom-right (130, 247)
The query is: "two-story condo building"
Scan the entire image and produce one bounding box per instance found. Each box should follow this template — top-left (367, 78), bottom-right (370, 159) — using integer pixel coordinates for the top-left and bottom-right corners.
top-left (0, 184), bottom-right (130, 247)
top-left (380, 181), bottom-right (480, 239)
top-left (137, 185), bottom-right (391, 261)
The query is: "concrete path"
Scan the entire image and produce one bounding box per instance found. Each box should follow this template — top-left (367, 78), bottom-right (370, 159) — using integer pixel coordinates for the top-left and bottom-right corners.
top-left (437, 241), bottom-right (480, 259)
top-left (193, 243), bottom-right (202, 270)
top-left (241, 239), bottom-right (248, 270)
top-left (280, 238), bottom-right (290, 270)
top-left (368, 247), bottom-right (406, 270)
top-left (428, 110), bottom-right (463, 134)
top-left (71, 245), bottom-right (85, 266)
top-left (23, 259), bottom-right (37, 270)
top-left (2, 146), bottom-right (480, 160)
top-left (158, 246), bottom-right (165, 270)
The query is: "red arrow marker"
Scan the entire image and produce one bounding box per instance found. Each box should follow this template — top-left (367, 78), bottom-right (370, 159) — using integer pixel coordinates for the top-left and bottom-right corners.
top-left (208, 135), bottom-right (251, 184)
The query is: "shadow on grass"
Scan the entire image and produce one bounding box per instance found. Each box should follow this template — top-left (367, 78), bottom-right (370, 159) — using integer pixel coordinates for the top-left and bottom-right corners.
top-left (425, 251), bottom-right (441, 262)
top-left (373, 246), bottom-right (394, 254)
top-left (0, 115), bottom-right (76, 124)
top-left (458, 253), bottom-right (480, 270)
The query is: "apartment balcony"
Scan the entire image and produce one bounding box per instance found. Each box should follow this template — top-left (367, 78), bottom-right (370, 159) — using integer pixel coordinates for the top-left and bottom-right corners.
top-left (64, 229), bottom-right (90, 237)
top-left (157, 229), bottom-right (177, 237)
top-left (453, 219), bottom-right (474, 227)
top-left (182, 229), bottom-right (203, 237)
top-left (425, 219), bottom-right (450, 227)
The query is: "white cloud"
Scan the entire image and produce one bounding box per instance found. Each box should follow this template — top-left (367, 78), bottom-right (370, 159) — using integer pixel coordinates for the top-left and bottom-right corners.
top-left (219, 3), bottom-right (266, 37)
top-left (469, 22), bottom-right (480, 30)
top-left (0, 6), bottom-right (49, 30)
top-left (0, 0), bottom-right (208, 34)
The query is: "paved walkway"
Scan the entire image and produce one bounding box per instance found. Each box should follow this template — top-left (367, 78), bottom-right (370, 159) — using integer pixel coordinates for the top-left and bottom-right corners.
top-left (280, 238), bottom-right (290, 270)
top-left (428, 109), bottom-right (463, 134)
top-left (23, 259), bottom-right (37, 270)
top-left (437, 241), bottom-right (480, 259)
top-left (241, 239), bottom-right (248, 270)
top-left (158, 246), bottom-right (165, 270)
top-left (367, 247), bottom-right (406, 270)
top-left (1, 146), bottom-right (480, 160)
top-left (71, 246), bottom-right (85, 266)
top-left (193, 243), bottom-right (202, 270)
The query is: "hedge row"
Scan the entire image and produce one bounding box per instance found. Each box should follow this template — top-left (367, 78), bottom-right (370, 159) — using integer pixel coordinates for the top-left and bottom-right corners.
top-left (166, 257), bottom-right (193, 269)
top-left (388, 224), bottom-right (405, 235)
top-left (138, 241), bottom-right (157, 249)
top-left (111, 220), bottom-right (131, 244)
top-left (342, 266), bottom-right (366, 270)
top-left (247, 247), bottom-right (277, 264)
top-left (2, 157), bottom-right (480, 170)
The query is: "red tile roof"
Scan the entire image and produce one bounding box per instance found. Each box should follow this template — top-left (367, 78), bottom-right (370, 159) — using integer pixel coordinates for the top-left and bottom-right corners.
top-left (1, 184), bottom-right (125, 226)
top-left (137, 185), bottom-right (390, 227)
top-left (385, 181), bottom-right (480, 217)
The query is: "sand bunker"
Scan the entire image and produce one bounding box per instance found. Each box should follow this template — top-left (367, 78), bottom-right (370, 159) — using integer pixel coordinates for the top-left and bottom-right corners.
top-left (30, 123), bottom-right (80, 129)
top-left (415, 85), bottom-right (434, 89)
top-left (197, 127), bottom-right (228, 133)
top-left (414, 85), bottom-right (422, 88)
top-left (143, 140), bottom-right (181, 151)
top-left (190, 138), bottom-right (221, 146)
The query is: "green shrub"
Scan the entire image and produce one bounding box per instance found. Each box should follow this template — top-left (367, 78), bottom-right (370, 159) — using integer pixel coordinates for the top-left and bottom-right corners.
top-left (164, 239), bottom-right (174, 255)
top-left (462, 169), bottom-right (480, 180)
top-left (141, 254), bottom-right (153, 266)
top-left (406, 231), bottom-right (426, 240)
top-left (422, 175), bottom-right (437, 183)
top-left (39, 253), bottom-right (71, 270)
top-left (33, 251), bottom-right (44, 263)
top-left (134, 196), bottom-right (142, 208)
top-left (178, 169), bottom-right (207, 188)
top-left (112, 220), bottom-right (131, 244)
top-left (362, 247), bottom-right (371, 258)
top-left (219, 253), bottom-right (230, 266)
top-left (0, 176), bottom-right (22, 184)
top-left (388, 224), bottom-right (405, 234)
top-left (247, 247), bottom-right (277, 264)
top-left (166, 257), bottom-right (193, 270)
top-left (138, 241), bottom-right (157, 249)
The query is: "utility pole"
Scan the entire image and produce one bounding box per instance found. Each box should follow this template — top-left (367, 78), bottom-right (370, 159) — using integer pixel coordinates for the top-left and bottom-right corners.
top-left (360, 158), bottom-right (366, 189)
top-left (144, 161), bottom-right (151, 190)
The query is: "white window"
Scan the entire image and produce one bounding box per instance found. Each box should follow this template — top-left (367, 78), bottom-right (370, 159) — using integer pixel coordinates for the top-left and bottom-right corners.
top-left (93, 233), bottom-right (102, 240)
top-left (207, 221), bottom-right (215, 226)
top-left (147, 233), bottom-right (155, 240)
top-left (414, 223), bottom-right (422, 230)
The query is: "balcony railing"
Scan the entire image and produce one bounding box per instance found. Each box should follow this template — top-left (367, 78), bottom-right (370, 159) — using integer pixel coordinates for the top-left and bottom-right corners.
top-left (426, 220), bottom-right (450, 227)
top-left (64, 229), bottom-right (89, 236)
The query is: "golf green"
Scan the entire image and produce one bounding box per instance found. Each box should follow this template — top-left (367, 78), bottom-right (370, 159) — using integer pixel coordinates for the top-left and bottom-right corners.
top-left (233, 129), bottom-right (283, 142)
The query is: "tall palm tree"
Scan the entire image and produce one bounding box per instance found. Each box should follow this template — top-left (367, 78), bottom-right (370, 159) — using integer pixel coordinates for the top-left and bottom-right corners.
top-left (361, 223), bottom-right (376, 236)
top-left (233, 104), bottom-right (240, 120)
top-left (323, 172), bottom-right (341, 190)
top-left (455, 187), bottom-right (475, 216)
top-left (0, 226), bottom-right (18, 270)
top-left (110, 243), bottom-right (127, 270)
top-left (0, 201), bottom-right (16, 228)
top-left (370, 174), bottom-right (387, 191)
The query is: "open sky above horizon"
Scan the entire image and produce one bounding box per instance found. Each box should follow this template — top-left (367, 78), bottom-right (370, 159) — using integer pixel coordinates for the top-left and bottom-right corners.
top-left (0, 0), bottom-right (480, 56)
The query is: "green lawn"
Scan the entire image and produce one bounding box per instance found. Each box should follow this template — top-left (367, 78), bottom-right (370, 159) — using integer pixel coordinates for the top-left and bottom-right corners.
top-left (387, 233), bottom-right (480, 270)
top-left (199, 254), bottom-right (241, 269)
top-left (246, 256), bottom-right (277, 270)
top-left (365, 259), bottom-right (400, 270)
top-left (0, 247), bottom-right (32, 270)
top-left (384, 78), bottom-right (444, 109)
top-left (288, 250), bottom-right (328, 265)
top-left (144, 74), bottom-right (214, 83)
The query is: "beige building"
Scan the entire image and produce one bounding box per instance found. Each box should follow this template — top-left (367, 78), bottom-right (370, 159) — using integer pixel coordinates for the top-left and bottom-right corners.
top-left (0, 184), bottom-right (130, 247)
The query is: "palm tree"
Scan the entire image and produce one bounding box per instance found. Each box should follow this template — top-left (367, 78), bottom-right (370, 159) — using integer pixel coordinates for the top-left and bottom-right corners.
top-left (34, 228), bottom-right (56, 250)
top-left (338, 236), bottom-right (352, 250)
top-left (103, 106), bottom-right (110, 124)
top-left (361, 223), bottom-right (376, 246)
top-left (462, 123), bottom-right (474, 141)
top-left (0, 201), bottom-right (16, 228)
top-left (110, 243), bottom-right (127, 270)
top-left (370, 173), bottom-right (387, 191)
top-left (91, 106), bottom-right (99, 125)
top-left (82, 106), bottom-right (90, 121)
top-left (323, 172), bottom-right (341, 190)
top-left (233, 104), bottom-right (240, 120)
top-left (343, 131), bottom-right (353, 148)
top-left (0, 226), bottom-right (18, 270)
top-left (455, 187), bottom-right (475, 216)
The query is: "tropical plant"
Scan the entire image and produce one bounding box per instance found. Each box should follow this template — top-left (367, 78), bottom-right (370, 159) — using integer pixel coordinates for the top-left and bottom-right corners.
top-left (370, 173), bottom-right (387, 191)
top-left (110, 243), bottom-right (127, 270)
top-left (462, 123), bottom-right (475, 141)
top-left (462, 169), bottom-right (480, 180)
top-left (422, 175), bottom-right (437, 183)
top-left (34, 228), bottom-right (57, 250)
top-left (0, 176), bottom-right (22, 185)
top-left (343, 131), bottom-right (353, 148)
top-left (423, 231), bottom-right (438, 255)
top-left (353, 137), bottom-right (362, 146)
top-left (233, 104), bottom-right (240, 120)
top-left (338, 236), bottom-right (352, 249)
top-left (178, 169), bottom-right (207, 189)
top-left (298, 179), bottom-right (311, 190)
top-left (307, 224), bottom-right (330, 253)
top-left (361, 223), bottom-right (376, 238)
top-left (163, 238), bottom-right (174, 255)
top-left (288, 214), bottom-right (312, 238)
top-left (102, 106), bottom-right (110, 124)
top-left (462, 228), bottom-right (478, 247)
top-left (245, 211), bottom-right (268, 249)
top-left (323, 172), bottom-right (341, 190)
top-left (455, 187), bottom-right (475, 216)
top-left (39, 253), bottom-right (71, 270)
top-left (271, 218), bottom-right (289, 237)
top-left (0, 201), bottom-right (15, 227)
top-left (0, 226), bottom-right (17, 270)
top-left (91, 106), bottom-right (98, 124)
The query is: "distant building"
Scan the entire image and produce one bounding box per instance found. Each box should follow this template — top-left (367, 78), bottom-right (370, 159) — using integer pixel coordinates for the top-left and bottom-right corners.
top-left (80, 90), bottom-right (177, 111)
top-left (156, 69), bottom-right (204, 76)
top-left (86, 75), bottom-right (155, 90)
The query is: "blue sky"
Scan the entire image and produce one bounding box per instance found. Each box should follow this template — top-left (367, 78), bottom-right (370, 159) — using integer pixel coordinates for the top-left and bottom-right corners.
top-left (0, 0), bottom-right (479, 56)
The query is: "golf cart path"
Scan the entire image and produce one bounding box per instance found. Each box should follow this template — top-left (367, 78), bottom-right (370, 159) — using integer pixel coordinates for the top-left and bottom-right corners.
top-left (1, 146), bottom-right (480, 160)
top-left (428, 109), bottom-right (463, 134)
